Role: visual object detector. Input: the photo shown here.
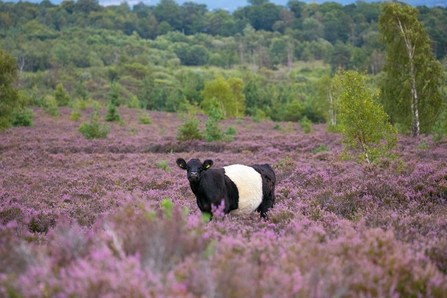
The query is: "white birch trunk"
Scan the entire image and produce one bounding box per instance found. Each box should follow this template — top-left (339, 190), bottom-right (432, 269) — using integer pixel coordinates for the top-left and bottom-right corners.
top-left (329, 89), bottom-right (336, 126)
top-left (397, 18), bottom-right (420, 137)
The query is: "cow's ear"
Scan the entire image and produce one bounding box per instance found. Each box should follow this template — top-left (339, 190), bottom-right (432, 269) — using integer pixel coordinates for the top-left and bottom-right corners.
top-left (203, 159), bottom-right (213, 170)
top-left (176, 158), bottom-right (187, 170)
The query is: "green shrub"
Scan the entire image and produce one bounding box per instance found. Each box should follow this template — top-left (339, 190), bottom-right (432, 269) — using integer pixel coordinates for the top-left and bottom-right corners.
top-left (252, 114), bottom-right (262, 123)
top-left (299, 116), bottom-right (312, 133)
top-left (273, 123), bottom-right (281, 130)
top-left (70, 109), bottom-right (81, 121)
top-left (77, 99), bottom-right (87, 110)
top-left (225, 126), bottom-right (237, 135)
top-left (176, 116), bottom-right (203, 141)
top-left (91, 100), bottom-right (102, 111)
top-left (156, 160), bottom-right (172, 172)
top-left (105, 102), bottom-right (121, 122)
top-left (54, 83), bottom-right (71, 106)
top-left (138, 111), bottom-right (152, 124)
top-left (332, 69), bottom-right (397, 164)
top-left (11, 109), bottom-right (34, 127)
top-left (432, 109), bottom-right (447, 141)
top-left (205, 116), bottom-right (223, 142)
top-left (78, 112), bottom-right (110, 139)
top-left (126, 95), bottom-right (140, 109)
top-left (417, 140), bottom-right (429, 150)
top-left (43, 97), bottom-right (60, 117)
top-left (312, 144), bottom-right (330, 154)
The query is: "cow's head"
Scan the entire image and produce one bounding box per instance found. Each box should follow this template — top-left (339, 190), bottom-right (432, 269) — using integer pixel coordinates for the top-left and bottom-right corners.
top-left (176, 158), bottom-right (213, 183)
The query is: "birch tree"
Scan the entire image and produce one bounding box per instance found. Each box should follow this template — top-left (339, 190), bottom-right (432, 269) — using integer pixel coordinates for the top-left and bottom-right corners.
top-left (332, 69), bottom-right (397, 164)
top-left (379, 2), bottom-right (444, 137)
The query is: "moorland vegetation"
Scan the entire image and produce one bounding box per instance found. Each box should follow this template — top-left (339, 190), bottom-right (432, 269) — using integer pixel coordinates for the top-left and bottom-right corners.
top-left (1, 0), bottom-right (447, 296)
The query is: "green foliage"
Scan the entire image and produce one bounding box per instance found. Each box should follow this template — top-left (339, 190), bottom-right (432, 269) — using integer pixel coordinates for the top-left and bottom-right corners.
top-left (176, 116), bottom-right (203, 141)
top-left (299, 116), bottom-right (312, 133)
top-left (332, 69), bottom-right (398, 164)
top-left (432, 109), bottom-right (447, 141)
top-left (78, 112), bottom-right (110, 140)
top-left (156, 160), bottom-right (172, 173)
top-left (126, 95), bottom-right (140, 109)
top-left (416, 140), bottom-right (429, 150)
top-left (43, 97), bottom-right (60, 117)
top-left (312, 144), bottom-right (330, 154)
top-left (70, 109), bottom-right (81, 121)
top-left (105, 102), bottom-right (121, 122)
top-left (225, 126), bottom-right (237, 135)
top-left (2, 0), bottom-right (446, 129)
top-left (252, 114), bottom-right (262, 123)
top-left (204, 110), bottom-right (226, 142)
top-left (161, 198), bottom-right (174, 218)
top-left (108, 82), bottom-right (123, 107)
top-left (379, 2), bottom-right (445, 137)
top-left (54, 83), bottom-right (71, 107)
top-left (77, 99), bottom-right (88, 111)
top-left (11, 108), bottom-right (34, 127)
top-left (138, 111), bottom-right (152, 124)
top-left (202, 76), bottom-right (244, 119)
top-left (0, 49), bottom-right (20, 131)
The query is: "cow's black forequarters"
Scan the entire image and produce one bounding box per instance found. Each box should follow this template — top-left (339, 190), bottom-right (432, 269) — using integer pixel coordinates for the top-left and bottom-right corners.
top-left (176, 158), bottom-right (276, 219)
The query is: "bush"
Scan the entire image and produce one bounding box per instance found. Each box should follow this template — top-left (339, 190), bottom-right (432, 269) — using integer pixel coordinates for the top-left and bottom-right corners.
top-left (126, 95), bottom-right (140, 109)
top-left (54, 83), bottom-right (71, 107)
top-left (11, 108), bottom-right (34, 127)
top-left (176, 116), bottom-right (203, 141)
top-left (138, 111), bottom-right (152, 124)
top-left (312, 143), bottom-right (330, 154)
top-left (43, 97), bottom-right (60, 117)
top-left (205, 115), bottom-right (224, 142)
top-left (332, 69), bottom-right (397, 163)
top-left (432, 109), bottom-right (447, 141)
top-left (156, 160), bottom-right (172, 172)
top-left (299, 116), bottom-right (312, 133)
top-left (77, 99), bottom-right (87, 110)
top-left (79, 112), bottom-right (110, 139)
top-left (105, 102), bottom-right (121, 122)
top-left (70, 109), bottom-right (81, 121)
top-left (225, 126), bottom-right (237, 135)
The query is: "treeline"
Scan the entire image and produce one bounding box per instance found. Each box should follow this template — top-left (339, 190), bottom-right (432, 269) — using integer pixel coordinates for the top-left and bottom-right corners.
top-left (0, 0), bottom-right (446, 125)
top-left (1, 0), bottom-right (447, 68)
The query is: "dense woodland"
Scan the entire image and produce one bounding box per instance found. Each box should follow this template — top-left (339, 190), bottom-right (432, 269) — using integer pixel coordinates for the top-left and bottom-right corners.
top-left (0, 0), bottom-right (446, 125)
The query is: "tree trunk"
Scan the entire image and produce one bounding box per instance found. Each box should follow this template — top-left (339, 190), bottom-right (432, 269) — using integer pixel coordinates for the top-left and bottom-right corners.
top-left (287, 47), bottom-right (293, 72)
top-left (238, 39), bottom-right (244, 64)
top-left (397, 18), bottom-right (420, 137)
top-left (329, 89), bottom-right (336, 126)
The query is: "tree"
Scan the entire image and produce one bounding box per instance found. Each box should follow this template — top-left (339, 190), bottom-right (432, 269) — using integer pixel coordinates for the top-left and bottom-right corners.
top-left (153, 0), bottom-right (182, 31)
top-left (302, 17), bottom-right (324, 41)
top-left (0, 49), bottom-right (20, 131)
top-left (108, 81), bottom-right (122, 106)
top-left (54, 83), bottom-right (71, 106)
top-left (379, 2), bottom-right (444, 137)
top-left (269, 37), bottom-right (287, 66)
top-left (228, 77), bottom-right (246, 117)
top-left (332, 69), bottom-right (397, 164)
top-left (201, 76), bottom-right (236, 119)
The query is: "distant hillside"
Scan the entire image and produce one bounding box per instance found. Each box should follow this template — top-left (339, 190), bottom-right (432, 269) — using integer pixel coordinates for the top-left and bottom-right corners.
top-left (3, 0), bottom-right (446, 12)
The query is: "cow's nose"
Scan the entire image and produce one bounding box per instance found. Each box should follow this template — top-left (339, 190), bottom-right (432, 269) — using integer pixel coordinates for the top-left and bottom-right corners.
top-left (190, 172), bottom-right (198, 178)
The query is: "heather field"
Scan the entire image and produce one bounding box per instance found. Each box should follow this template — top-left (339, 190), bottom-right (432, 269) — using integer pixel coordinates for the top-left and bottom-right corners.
top-left (1, 107), bottom-right (447, 297)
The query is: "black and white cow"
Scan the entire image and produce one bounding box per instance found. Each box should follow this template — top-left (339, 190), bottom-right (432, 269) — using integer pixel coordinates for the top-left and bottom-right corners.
top-left (176, 158), bottom-right (276, 219)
